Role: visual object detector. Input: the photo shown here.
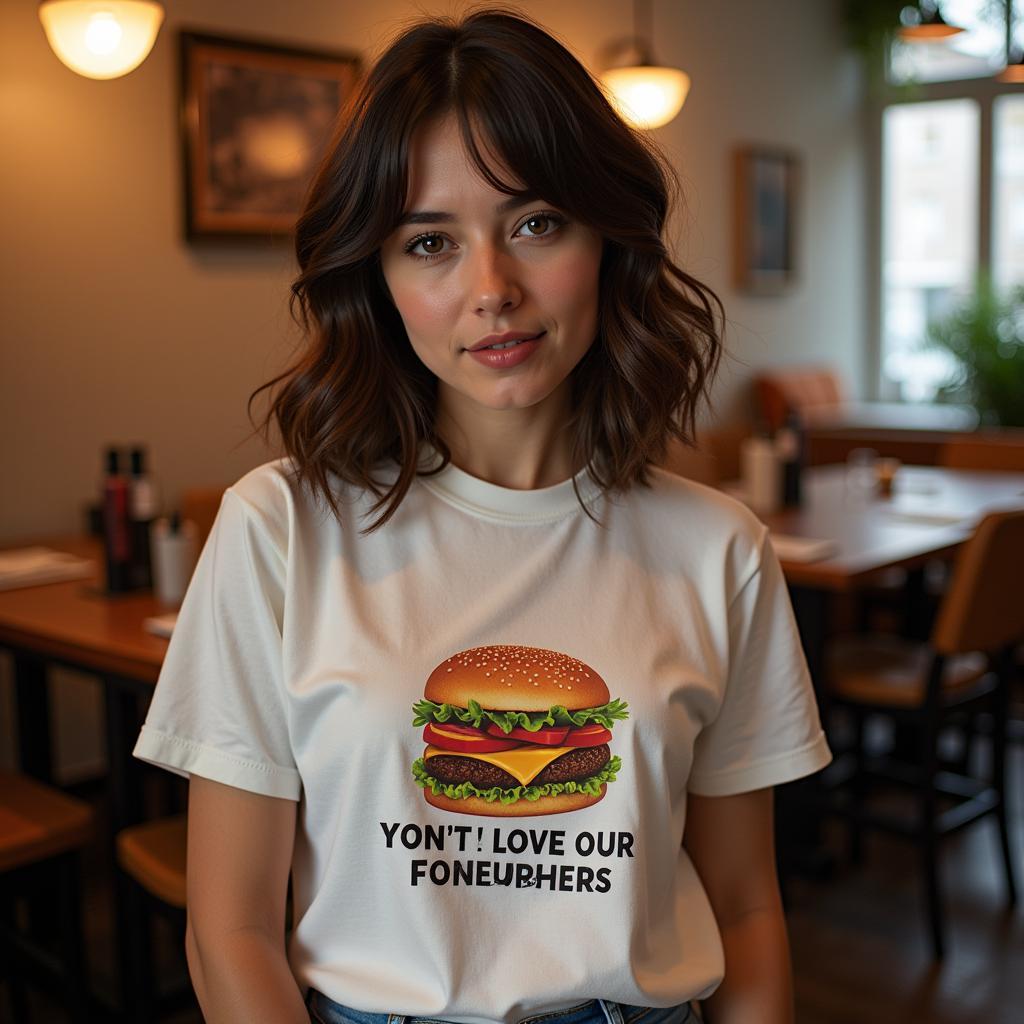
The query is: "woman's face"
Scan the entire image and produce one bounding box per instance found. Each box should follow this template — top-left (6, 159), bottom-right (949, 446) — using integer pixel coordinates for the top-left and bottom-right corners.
top-left (379, 114), bottom-right (603, 424)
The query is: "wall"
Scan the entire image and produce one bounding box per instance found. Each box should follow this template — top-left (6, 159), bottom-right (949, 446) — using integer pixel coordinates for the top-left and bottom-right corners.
top-left (0, 0), bottom-right (866, 776)
top-left (1, 0), bottom-right (867, 540)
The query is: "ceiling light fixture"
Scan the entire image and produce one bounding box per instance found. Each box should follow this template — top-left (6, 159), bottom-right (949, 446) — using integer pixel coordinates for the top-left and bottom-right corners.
top-left (38, 0), bottom-right (165, 80)
top-left (598, 0), bottom-right (690, 130)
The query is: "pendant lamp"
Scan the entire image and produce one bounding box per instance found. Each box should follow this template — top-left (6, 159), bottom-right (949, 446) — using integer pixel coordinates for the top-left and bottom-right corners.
top-left (599, 0), bottom-right (690, 130)
top-left (38, 0), bottom-right (165, 80)
top-left (896, 1), bottom-right (965, 42)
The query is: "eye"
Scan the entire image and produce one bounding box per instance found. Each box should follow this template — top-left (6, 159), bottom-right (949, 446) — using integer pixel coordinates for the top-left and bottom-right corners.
top-left (404, 233), bottom-right (450, 260)
top-left (515, 212), bottom-right (565, 238)
top-left (400, 210), bottom-right (567, 263)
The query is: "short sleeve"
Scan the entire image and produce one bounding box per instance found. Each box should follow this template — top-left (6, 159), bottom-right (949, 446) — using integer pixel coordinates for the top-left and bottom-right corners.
top-left (132, 487), bottom-right (301, 800)
top-left (687, 527), bottom-right (832, 796)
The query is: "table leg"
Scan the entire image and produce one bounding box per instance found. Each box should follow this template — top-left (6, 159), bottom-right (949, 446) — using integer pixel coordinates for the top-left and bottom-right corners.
top-left (788, 585), bottom-right (831, 720)
top-left (904, 565), bottom-right (928, 641)
top-left (103, 678), bottom-right (146, 834)
top-left (13, 652), bottom-right (52, 782)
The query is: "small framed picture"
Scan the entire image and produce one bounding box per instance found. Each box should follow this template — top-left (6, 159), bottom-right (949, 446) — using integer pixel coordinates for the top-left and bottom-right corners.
top-left (732, 146), bottom-right (801, 294)
top-left (179, 31), bottom-right (361, 241)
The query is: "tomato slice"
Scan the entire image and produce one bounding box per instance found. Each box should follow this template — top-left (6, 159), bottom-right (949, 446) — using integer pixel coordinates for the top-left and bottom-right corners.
top-left (430, 720), bottom-right (491, 738)
top-left (562, 724), bottom-right (612, 747)
top-left (423, 722), bottom-right (522, 753)
top-left (485, 722), bottom-right (570, 745)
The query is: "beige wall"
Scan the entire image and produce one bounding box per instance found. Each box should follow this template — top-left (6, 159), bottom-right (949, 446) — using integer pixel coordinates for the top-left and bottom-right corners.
top-left (0, 0), bottom-right (865, 544)
top-left (0, 0), bottom-right (865, 779)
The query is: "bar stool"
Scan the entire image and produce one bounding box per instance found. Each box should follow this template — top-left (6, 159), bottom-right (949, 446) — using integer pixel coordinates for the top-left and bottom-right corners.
top-left (115, 812), bottom-right (193, 1023)
top-left (0, 772), bottom-right (94, 1022)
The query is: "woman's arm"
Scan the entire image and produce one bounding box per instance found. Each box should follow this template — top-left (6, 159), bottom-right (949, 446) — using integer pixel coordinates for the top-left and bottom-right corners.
top-left (682, 787), bottom-right (793, 1024)
top-left (185, 775), bottom-right (308, 1023)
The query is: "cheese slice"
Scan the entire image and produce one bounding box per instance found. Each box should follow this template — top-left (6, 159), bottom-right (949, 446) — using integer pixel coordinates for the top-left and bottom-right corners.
top-left (423, 743), bottom-right (574, 787)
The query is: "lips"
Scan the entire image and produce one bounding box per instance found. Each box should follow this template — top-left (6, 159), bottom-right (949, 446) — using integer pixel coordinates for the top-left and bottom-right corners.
top-left (466, 330), bottom-right (545, 352)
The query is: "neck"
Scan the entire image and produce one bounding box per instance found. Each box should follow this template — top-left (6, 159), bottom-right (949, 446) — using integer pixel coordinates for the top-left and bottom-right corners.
top-left (434, 387), bottom-right (579, 490)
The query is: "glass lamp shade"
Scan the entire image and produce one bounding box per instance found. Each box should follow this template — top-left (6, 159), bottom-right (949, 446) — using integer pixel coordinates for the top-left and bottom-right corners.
top-left (39, 0), bottom-right (164, 80)
top-left (600, 65), bottom-right (690, 129)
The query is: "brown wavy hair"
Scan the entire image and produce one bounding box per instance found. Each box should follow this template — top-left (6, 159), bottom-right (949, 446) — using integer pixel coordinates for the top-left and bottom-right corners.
top-left (248, 4), bottom-right (724, 535)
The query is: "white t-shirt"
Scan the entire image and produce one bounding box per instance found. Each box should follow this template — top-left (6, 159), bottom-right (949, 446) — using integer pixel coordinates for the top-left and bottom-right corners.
top-left (133, 446), bottom-right (831, 1024)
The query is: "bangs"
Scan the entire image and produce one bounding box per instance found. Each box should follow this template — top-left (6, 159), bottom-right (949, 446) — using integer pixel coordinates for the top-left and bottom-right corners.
top-left (450, 71), bottom-right (585, 214)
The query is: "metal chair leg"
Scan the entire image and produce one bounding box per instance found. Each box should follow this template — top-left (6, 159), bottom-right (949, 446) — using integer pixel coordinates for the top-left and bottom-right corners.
top-left (993, 650), bottom-right (1019, 908)
top-left (920, 710), bottom-right (945, 960)
top-left (849, 709), bottom-right (866, 866)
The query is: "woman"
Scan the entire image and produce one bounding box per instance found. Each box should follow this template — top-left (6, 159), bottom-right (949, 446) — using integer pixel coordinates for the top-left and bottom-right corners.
top-left (134, 7), bottom-right (831, 1024)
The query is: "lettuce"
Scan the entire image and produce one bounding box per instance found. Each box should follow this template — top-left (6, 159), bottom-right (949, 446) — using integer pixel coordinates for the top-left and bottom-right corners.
top-left (411, 755), bottom-right (622, 806)
top-left (411, 697), bottom-right (629, 734)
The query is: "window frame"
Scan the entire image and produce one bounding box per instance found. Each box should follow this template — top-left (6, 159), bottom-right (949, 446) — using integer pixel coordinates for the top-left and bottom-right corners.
top-left (868, 71), bottom-right (1020, 400)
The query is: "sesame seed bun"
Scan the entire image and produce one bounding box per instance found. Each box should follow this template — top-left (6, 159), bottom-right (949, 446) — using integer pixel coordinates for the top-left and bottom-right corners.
top-left (423, 785), bottom-right (606, 817)
top-left (425, 645), bottom-right (609, 712)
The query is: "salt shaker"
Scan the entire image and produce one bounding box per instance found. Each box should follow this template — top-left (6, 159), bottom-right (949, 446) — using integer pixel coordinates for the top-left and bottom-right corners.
top-left (741, 435), bottom-right (782, 516)
top-left (149, 512), bottom-right (198, 607)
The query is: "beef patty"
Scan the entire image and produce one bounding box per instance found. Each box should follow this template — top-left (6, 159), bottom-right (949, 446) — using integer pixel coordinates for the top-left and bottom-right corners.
top-left (426, 744), bottom-right (611, 790)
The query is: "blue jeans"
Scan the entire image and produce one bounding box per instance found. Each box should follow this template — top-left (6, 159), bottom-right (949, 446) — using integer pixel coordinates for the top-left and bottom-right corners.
top-left (305, 990), bottom-right (696, 1024)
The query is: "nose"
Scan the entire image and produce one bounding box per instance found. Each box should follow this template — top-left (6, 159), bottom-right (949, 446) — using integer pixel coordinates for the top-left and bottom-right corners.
top-left (468, 243), bottom-right (521, 316)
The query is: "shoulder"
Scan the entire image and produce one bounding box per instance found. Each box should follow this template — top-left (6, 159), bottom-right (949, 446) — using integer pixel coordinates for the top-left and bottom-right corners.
top-left (222, 456), bottom-right (392, 551)
top-left (631, 465), bottom-right (765, 542)
top-left (620, 466), bottom-right (769, 591)
top-left (220, 457), bottom-right (306, 555)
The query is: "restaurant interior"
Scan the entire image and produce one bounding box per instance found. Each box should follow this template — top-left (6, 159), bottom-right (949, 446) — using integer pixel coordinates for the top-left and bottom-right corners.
top-left (1, 0), bottom-right (1023, 1021)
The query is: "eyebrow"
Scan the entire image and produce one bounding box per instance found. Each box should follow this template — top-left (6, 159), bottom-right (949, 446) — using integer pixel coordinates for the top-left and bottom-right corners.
top-left (396, 193), bottom-right (542, 227)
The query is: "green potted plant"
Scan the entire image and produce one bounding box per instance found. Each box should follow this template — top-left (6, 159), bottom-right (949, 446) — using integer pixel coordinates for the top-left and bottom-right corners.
top-left (924, 270), bottom-right (1024, 427)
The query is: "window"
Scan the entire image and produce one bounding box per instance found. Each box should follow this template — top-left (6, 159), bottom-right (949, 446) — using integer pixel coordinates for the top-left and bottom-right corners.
top-left (877, 2), bottom-right (1024, 402)
top-left (881, 100), bottom-right (979, 400)
top-left (993, 94), bottom-right (1024, 290)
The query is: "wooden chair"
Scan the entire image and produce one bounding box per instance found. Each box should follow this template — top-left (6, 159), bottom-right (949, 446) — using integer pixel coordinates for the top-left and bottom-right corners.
top-left (658, 424), bottom-right (749, 486)
top-left (939, 435), bottom-right (1024, 473)
top-left (115, 813), bottom-right (194, 1023)
top-left (935, 434), bottom-right (1024, 646)
top-left (0, 772), bottom-right (94, 1022)
top-left (823, 509), bottom-right (1023, 958)
top-left (658, 437), bottom-right (719, 485)
top-left (115, 812), bottom-right (294, 1021)
top-left (753, 366), bottom-right (845, 433)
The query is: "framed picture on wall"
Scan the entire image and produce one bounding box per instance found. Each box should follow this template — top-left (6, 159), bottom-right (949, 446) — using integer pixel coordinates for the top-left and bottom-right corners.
top-left (732, 145), bottom-right (801, 294)
top-left (179, 31), bottom-right (361, 241)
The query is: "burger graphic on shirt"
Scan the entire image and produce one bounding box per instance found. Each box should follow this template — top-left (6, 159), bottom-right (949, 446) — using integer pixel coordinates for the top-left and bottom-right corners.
top-left (411, 644), bottom-right (628, 817)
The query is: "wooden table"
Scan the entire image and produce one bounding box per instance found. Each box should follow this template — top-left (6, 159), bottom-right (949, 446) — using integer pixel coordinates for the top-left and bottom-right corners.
top-left (0, 535), bottom-right (168, 1018)
top-left (756, 464), bottom-right (1024, 681)
top-left (0, 536), bottom-right (166, 802)
top-left (768, 464), bottom-right (1022, 583)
